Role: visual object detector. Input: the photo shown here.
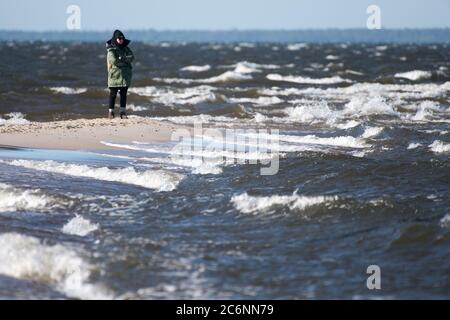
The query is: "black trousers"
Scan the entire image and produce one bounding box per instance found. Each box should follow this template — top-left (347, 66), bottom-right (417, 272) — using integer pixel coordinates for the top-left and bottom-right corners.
top-left (109, 86), bottom-right (128, 110)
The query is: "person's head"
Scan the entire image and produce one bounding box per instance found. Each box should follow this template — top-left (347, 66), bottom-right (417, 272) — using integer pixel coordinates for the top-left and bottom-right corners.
top-left (112, 30), bottom-right (126, 47)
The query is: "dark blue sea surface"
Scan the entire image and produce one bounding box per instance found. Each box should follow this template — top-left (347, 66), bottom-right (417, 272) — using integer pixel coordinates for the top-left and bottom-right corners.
top-left (0, 42), bottom-right (449, 299)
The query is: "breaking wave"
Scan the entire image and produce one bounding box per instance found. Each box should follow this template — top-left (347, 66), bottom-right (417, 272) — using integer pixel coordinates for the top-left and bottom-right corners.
top-left (429, 140), bottom-right (450, 153)
top-left (231, 192), bottom-right (338, 214)
top-left (180, 65), bottom-right (211, 72)
top-left (394, 70), bottom-right (432, 81)
top-left (0, 233), bottom-right (112, 299)
top-left (49, 87), bottom-right (87, 95)
top-left (62, 215), bottom-right (99, 237)
top-left (267, 73), bottom-right (352, 84)
top-left (154, 71), bottom-right (252, 84)
top-left (0, 112), bottom-right (30, 125)
top-left (0, 182), bottom-right (66, 212)
top-left (2, 160), bottom-right (184, 192)
top-left (129, 85), bottom-right (217, 105)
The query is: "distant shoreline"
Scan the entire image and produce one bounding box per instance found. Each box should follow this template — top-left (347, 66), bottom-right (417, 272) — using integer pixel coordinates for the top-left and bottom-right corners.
top-left (1, 28), bottom-right (450, 43)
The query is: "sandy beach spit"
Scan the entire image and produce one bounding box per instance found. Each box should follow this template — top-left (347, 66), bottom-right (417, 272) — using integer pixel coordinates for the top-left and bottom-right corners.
top-left (0, 116), bottom-right (186, 150)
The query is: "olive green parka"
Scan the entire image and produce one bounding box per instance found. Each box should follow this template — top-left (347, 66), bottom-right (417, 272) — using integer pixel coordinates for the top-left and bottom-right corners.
top-left (106, 38), bottom-right (134, 87)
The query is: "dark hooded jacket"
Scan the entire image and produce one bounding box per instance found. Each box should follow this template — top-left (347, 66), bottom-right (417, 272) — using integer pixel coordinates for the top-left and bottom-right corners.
top-left (106, 30), bottom-right (134, 87)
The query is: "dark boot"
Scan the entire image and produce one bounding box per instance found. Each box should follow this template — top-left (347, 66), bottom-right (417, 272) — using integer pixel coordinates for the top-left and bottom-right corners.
top-left (108, 110), bottom-right (115, 119)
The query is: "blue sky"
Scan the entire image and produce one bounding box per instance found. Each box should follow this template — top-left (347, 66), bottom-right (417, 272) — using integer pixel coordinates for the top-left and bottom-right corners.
top-left (1, 0), bottom-right (449, 30)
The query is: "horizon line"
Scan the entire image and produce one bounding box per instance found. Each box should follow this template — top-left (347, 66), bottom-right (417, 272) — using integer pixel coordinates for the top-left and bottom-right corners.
top-left (1, 27), bottom-right (450, 33)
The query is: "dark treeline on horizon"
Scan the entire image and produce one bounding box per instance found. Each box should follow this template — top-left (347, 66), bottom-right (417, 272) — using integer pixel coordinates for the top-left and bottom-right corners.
top-left (0, 29), bottom-right (449, 43)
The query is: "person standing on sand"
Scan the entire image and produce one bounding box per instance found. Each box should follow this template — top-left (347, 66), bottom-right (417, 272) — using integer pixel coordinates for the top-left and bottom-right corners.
top-left (106, 30), bottom-right (134, 119)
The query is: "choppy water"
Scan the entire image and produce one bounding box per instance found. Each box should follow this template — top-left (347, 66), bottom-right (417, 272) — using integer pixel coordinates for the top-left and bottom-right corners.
top-left (0, 42), bottom-right (449, 299)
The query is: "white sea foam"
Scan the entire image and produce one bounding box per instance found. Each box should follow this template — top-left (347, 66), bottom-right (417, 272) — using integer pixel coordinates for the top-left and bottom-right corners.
top-left (228, 96), bottom-right (284, 106)
top-left (414, 101), bottom-right (443, 112)
top-left (276, 133), bottom-right (367, 149)
top-left (99, 146), bottom-right (226, 175)
top-left (126, 104), bottom-right (148, 112)
top-left (258, 87), bottom-right (305, 96)
top-left (204, 44), bottom-right (223, 50)
top-left (130, 85), bottom-right (217, 106)
top-left (335, 120), bottom-right (361, 129)
top-left (199, 132), bottom-right (319, 154)
top-left (410, 107), bottom-right (432, 121)
top-left (137, 80), bottom-right (448, 131)
top-left (62, 215), bottom-right (99, 237)
top-left (259, 92), bottom-right (418, 127)
top-left (0, 112), bottom-right (30, 125)
top-left (351, 150), bottom-right (370, 158)
top-left (231, 131), bottom-right (368, 154)
top-left (238, 42), bottom-right (256, 48)
top-left (234, 63), bottom-right (261, 74)
top-left (50, 87), bottom-right (87, 94)
top-left (154, 70), bottom-right (252, 84)
top-left (405, 101), bottom-right (443, 121)
top-left (191, 162), bottom-right (223, 175)
top-left (102, 141), bottom-right (280, 161)
top-left (361, 127), bottom-right (384, 139)
top-left (129, 153), bottom-right (224, 175)
top-left (345, 69), bottom-right (365, 76)
top-left (231, 192), bottom-right (337, 214)
top-left (283, 101), bottom-right (337, 123)
top-left (221, 61), bottom-right (280, 71)
top-left (148, 114), bottom-right (242, 126)
top-left (259, 82), bottom-right (450, 102)
top-left (394, 70), bottom-right (432, 81)
top-left (325, 55), bottom-right (340, 60)
top-left (267, 73), bottom-right (352, 84)
top-left (180, 65), bottom-right (211, 72)
top-left (407, 142), bottom-right (422, 149)
top-left (253, 113), bottom-right (270, 123)
top-left (286, 43), bottom-right (308, 51)
top-left (0, 233), bottom-right (112, 299)
top-left (207, 70), bottom-right (253, 82)
top-left (344, 95), bottom-right (396, 116)
top-left (420, 129), bottom-right (448, 135)
top-left (4, 160), bottom-right (184, 191)
top-left (0, 183), bottom-right (59, 212)
top-left (440, 214), bottom-right (450, 228)
top-left (429, 140), bottom-right (450, 153)
top-left (376, 45), bottom-right (388, 51)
